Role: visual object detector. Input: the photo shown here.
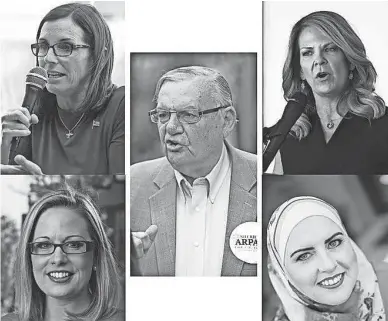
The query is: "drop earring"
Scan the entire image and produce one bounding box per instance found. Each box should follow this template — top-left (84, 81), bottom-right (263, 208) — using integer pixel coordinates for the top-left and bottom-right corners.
top-left (301, 80), bottom-right (306, 91)
top-left (349, 71), bottom-right (354, 80)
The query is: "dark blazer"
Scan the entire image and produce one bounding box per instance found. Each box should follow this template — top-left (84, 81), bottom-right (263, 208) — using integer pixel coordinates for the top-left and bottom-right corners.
top-left (130, 142), bottom-right (257, 276)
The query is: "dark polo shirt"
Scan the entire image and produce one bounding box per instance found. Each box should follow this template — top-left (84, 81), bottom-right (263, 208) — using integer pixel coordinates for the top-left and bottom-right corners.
top-left (10, 86), bottom-right (125, 174)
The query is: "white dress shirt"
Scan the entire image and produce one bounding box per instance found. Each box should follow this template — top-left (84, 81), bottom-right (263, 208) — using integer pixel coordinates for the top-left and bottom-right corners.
top-left (174, 144), bottom-right (231, 276)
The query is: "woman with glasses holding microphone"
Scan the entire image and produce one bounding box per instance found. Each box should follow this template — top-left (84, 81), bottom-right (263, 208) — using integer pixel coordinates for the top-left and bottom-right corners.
top-left (1, 3), bottom-right (124, 175)
top-left (1, 189), bottom-right (124, 321)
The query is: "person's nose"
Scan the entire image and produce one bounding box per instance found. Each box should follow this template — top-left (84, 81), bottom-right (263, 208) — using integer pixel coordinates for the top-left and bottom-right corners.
top-left (44, 47), bottom-right (58, 65)
top-left (49, 245), bottom-right (68, 265)
top-left (313, 49), bottom-right (327, 67)
top-left (318, 250), bottom-right (337, 273)
top-left (165, 112), bottom-right (184, 135)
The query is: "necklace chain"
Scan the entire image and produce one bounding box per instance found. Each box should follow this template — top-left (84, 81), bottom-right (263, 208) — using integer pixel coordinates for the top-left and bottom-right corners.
top-left (57, 109), bottom-right (85, 138)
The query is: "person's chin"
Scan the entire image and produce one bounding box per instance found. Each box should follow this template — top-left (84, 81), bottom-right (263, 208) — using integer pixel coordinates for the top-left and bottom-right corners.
top-left (312, 82), bottom-right (345, 97)
top-left (166, 151), bottom-right (187, 165)
top-left (46, 83), bottom-right (65, 96)
top-left (47, 289), bottom-right (73, 299)
top-left (313, 85), bottom-right (334, 95)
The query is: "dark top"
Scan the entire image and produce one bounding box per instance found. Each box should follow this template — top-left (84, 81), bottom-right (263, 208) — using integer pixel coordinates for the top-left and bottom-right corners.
top-left (10, 86), bottom-right (125, 174)
top-left (280, 111), bottom-right (388, 174)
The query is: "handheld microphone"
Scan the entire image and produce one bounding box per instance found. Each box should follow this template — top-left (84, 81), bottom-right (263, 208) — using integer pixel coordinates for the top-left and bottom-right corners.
top-left (263, 92), bottom-right (307, 172)
top-left (22, 67), bottom-right (48, 111)
top-left (9, 67), bottom-right (48, 163)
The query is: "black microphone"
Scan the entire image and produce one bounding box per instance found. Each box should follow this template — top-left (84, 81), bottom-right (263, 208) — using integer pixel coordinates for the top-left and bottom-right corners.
top-left (9, 67), bottom-right (48, 163)
top-left (263, 92), bottom-right (307, 172)
top-left (22, 67), bottom-right (48, 110)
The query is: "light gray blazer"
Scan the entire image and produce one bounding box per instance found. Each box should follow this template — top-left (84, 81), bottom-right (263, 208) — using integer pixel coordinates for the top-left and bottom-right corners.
top-left (130, 142), bottom-right (257, 276)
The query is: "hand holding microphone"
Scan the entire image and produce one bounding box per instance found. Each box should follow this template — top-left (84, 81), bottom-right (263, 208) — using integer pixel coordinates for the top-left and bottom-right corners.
top-left (1, 67), bottom-right (48, 164)
top-left (1, 67), bottom-right (47, 171)
top-left (2, 66), bottom-right (47, 141)
top-left (1, 107), bottom-right (39, 143)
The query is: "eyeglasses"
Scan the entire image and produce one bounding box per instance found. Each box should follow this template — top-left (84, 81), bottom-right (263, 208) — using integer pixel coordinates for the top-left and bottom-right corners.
top-left (149, 106), bottom-right (228, 124)
top-left (31, 42), bottom-right (91, 57)
top-left (29, 241), bottom-right (94, 255)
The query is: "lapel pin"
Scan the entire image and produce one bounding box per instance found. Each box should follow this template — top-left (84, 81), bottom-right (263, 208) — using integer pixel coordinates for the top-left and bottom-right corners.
top-left (229, 222), bottom-right (259, 264)
top-left (92, 120), bottom-right (100, 129)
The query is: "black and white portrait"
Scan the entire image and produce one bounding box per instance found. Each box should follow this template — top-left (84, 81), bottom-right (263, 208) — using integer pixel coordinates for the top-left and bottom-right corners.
top-left (0, 1), bottom-right (125, 175)
top-left (130, 53), bottom-right (257, 276)
top-left (1, 175), bottom-right (125, 321)
top-left (263, 175), bottom-right (388, 321)
top-left (263, 2), bottom-right (388, 175)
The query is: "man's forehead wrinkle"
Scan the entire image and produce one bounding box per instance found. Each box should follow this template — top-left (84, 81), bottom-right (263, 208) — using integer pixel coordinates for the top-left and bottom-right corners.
top-left (157, 77), bottom-right (217, 110)
top-left (158, 91), bottom-right (196, 108)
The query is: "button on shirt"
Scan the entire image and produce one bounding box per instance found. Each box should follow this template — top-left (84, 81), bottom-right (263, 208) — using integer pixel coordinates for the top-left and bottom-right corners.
top-left (174, 144), bottom-right (231, 276)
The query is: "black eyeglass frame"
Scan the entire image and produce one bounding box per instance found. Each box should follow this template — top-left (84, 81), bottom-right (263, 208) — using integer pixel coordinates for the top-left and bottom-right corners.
top-left (148, 106), bottom-right (229, 124)
top-left (31, 42), bottom-right (91, 58)
top-left (28, 241), bottom-right (95, 255)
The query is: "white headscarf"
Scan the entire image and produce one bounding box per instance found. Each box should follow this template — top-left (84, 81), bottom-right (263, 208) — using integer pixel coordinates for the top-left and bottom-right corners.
top-left (267, 196), bottom-right (386, 321)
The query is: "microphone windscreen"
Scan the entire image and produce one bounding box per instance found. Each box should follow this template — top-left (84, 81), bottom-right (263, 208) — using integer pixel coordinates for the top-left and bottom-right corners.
top-left (26, 67), bottom-right (48, 90)
top-left (275, 92), bottom-right (307, 134)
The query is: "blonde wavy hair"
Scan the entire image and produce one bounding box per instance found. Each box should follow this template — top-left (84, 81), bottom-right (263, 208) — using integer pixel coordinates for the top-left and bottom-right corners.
top-left (282, 11), bottom-right (386, 140)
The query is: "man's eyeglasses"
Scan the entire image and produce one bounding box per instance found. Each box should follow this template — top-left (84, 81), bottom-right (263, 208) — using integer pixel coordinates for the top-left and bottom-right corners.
top-left (31, 42), bottom-right (91, 58)
top-left (149, 106), bottom-right (228, 124)
top-left (29, 241), bottom-right (94, 255)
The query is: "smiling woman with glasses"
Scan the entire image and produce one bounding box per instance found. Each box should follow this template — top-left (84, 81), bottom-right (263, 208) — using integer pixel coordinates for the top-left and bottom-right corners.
top-left (1, 188), bottom-right (124, 321)
top-left (29, 240), bottom-right (95, 255)
top-left (0, 2), bottom-right (125, 175)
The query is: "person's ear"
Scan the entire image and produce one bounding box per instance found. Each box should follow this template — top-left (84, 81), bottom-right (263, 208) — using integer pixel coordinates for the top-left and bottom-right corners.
top-left (222, 106), bottom-right (237, 138)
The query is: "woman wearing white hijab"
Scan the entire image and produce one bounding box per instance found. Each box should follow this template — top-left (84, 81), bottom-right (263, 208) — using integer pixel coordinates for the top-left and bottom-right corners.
top-left (267, 196), bottom-right (385, 321)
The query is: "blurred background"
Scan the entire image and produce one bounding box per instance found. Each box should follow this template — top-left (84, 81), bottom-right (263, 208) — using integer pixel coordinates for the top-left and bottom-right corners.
top-left (0, 1), bottom-right (125, 114)
top-left (0, 175), bottom-right (125, 315)
top-left (263, 1), bottom-right (388, 128)
top-left (130, 53), bottom-right (257, 164)
top-left (262, 175), bottom-right (388, 321)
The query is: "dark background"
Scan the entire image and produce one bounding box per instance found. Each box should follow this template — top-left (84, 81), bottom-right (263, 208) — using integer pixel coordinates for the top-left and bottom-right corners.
top-left (1, 175), bottom-right (125, 314)
top-left (130, 53), bottom-right (257, 164)
top-left (262, 175), bottom-right (388, 321)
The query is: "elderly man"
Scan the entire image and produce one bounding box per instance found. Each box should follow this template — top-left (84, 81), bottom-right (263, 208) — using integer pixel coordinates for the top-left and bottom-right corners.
top-left (131, 66), bottom-right (257, 276)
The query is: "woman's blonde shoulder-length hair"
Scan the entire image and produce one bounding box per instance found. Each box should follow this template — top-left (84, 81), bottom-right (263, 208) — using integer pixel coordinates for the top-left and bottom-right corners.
top-left (282, 10), bottom-right (386, 140)
top-left (14, 188), bottom-right (123, 321)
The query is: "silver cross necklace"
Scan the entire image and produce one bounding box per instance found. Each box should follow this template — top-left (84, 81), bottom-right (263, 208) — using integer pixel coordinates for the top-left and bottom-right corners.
top-left (57, 108), bottom-right (85, 139)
